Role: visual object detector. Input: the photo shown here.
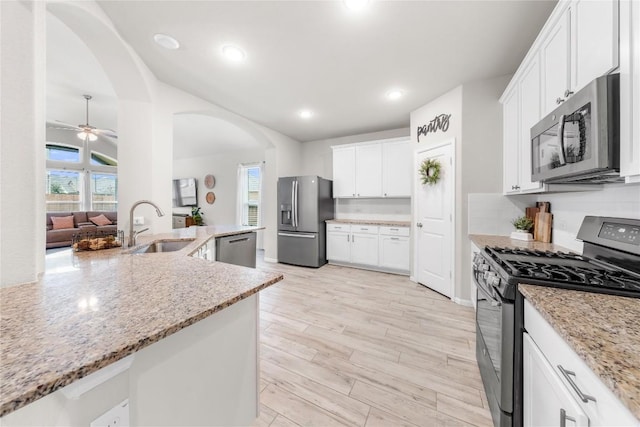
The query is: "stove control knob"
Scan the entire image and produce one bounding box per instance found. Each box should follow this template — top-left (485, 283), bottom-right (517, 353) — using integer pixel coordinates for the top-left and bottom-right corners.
top-left (480, 264), bottom-right (489, 271)
top-left (484, 271), bottom-right (496, 280)
top-left (489, 276), bottom-right (501, 287)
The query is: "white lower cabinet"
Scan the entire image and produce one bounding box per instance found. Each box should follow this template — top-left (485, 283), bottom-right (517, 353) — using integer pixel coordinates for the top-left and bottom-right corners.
top-left (327, 223), bottom-right (410, 274)
top-left (326, 230), bottom-right (350, 263)
top-left (524, 299), bottom-right (638, 426)
top-left (523, 333), bottom-right (589, 427)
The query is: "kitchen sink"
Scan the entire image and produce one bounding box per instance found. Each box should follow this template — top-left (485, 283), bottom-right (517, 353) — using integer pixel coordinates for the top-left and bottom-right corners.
top-left (131, 239), bottom-right (193, 254)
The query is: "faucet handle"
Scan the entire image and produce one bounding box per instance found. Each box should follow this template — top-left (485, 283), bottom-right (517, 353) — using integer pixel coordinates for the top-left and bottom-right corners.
top-left (134, 227), bottom-right (150, 236)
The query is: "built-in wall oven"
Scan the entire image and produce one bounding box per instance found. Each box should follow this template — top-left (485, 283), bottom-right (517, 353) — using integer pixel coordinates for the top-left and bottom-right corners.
top-left (473, 216), bottom-right (640, 426)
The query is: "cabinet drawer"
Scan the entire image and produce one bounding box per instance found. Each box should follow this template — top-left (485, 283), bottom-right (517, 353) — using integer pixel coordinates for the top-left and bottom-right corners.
top-left (379, 226), bottom-right (410, 237)
top-left (351, 225), bottom-right (379, 234)
top-left (524, 299), bottom-right (637, 426)
top-left (327, 223), bottom-right (351, 232)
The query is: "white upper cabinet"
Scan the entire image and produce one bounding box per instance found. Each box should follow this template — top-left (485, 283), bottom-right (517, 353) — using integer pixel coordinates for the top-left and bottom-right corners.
top-left (503, 87), bottom-right (521, 193)
top-left (332, 146), bottom-right (357, 197)
top-left (541, 8), bottom-right (571, 116)
top-left (332, 138), bottom-right (411, 198)
top-left (620, 0), bottom-right (640, 181)
top-left (382, 140), bottom-right (411, 197)
top-left (572, 0), bottom-right (619, 92)
top-left (355, 144), bottom-right (382, 197)
top-left (519, 56), bottom-right (544, 192)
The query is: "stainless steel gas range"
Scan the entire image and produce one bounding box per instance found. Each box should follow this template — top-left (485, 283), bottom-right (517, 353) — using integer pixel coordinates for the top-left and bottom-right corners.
top-left (472, 216), bottom-right (640, 426)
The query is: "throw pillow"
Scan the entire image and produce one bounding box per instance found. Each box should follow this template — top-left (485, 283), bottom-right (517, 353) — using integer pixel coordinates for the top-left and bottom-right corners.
top-left (89, 214), bottom-right (113, 226)
top-left (51, 215), bottom-right (75, 230)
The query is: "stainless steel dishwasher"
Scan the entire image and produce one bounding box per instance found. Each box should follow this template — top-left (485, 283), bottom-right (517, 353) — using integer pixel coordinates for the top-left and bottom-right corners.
top-left (215, 232), bottom-right (257, 268)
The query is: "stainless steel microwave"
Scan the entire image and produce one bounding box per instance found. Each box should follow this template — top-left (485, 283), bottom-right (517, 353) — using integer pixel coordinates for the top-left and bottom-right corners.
top-left (530, 74), bottom-right (621, 184)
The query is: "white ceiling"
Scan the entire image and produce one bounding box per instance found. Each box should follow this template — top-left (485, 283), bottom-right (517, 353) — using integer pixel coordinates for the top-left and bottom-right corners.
top-left (47, 1), bottom-right (557, 154)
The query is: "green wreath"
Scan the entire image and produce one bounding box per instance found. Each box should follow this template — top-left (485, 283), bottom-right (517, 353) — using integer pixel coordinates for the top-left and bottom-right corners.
top-left (419, 158), bottom-right (442, 185)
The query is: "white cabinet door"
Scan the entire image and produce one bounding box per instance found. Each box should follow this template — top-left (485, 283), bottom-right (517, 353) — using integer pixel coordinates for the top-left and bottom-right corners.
top-left (355, 144), bottom-right (382, 197)
top-left (519, 56), bottom-right (544, 192)
top-left (327, 231), bottom-right (351, 262)
top-left (523, 333), bottom-right (589, 427)
top-left (382, 140), bottom-right (411, 197)
top-left (571, 0), bottom-right (619, 92)
top-left (541, 8), bottom-right (571, 116)
top-left (620, 0), bottom-right (640, 180)
top-left (332, 147), bottom-right (356, 198)
top-left (379, 235), bottom-right (410, 271)
top-left (503, 87), bottom-right (521, 194)
top-left (351, 233), bottom-right (379, 265)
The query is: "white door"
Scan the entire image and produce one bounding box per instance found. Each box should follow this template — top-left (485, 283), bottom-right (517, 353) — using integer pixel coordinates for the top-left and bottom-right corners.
top-left (523, 333), bottom-right (589, 427)
top-left (332, 147), bottom-right (356, 198)
top-left (415, 141), bottom-right (454, 298)
top-left (540, 7), bottom-right (570, 116)
top-left (327, 231), bottom-right (351, 262)
top-left (519, 55), bottom-right (543, 192)
top-left (379, 236), bottom-right (410, 271)
top-left (382, 140), bottom-right (411, 197)
top-left (355, 144), bottom-right (382, 197)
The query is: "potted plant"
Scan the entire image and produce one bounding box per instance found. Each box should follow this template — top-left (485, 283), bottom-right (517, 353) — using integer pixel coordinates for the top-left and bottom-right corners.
top-left (511, 216), bottom-right (534, 241)
top-left (191, 206), bottom-right (204, 226)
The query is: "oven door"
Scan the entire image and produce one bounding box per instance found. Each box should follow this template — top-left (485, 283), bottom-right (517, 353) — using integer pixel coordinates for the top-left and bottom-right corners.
top-left (475, 273), bottom-right (514, 418)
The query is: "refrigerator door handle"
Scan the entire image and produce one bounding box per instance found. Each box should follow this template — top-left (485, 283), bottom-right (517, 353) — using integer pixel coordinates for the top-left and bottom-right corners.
top-left (278, 232), bottom-right (316, 239)
top-left (291, 180), bottom-right (296, 228)
top-left (294, 180), bottom-right (299, 228)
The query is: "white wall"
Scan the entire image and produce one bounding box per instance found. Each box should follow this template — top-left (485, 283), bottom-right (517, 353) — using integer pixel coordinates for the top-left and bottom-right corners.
top-left (173, 149), bottom-right (265, 226)
top-left (409, 75), bottom-right (509, 304)
top-left (1, 1), bottom-right (46, 287)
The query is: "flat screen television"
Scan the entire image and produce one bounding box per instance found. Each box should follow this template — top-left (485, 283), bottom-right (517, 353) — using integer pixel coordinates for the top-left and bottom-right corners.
top-left (172, 178), bottom-right (198, 207)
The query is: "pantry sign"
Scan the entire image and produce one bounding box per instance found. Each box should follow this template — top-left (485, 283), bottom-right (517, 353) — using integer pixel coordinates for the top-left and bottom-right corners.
top-left (417, 113), bottom-right (451, 142)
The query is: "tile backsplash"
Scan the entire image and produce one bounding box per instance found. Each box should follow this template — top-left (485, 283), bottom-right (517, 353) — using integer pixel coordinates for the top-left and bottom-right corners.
top-left (335, 198), bottom-right (411, 222)
top-left (468, 184), bottom-right (640, 253)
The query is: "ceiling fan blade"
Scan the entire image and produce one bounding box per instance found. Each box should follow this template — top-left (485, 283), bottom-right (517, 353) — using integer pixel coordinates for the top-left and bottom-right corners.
top-left (47, 121), bottom-right (81, 131)
top-left (94, 128), bottom-right (118, 139)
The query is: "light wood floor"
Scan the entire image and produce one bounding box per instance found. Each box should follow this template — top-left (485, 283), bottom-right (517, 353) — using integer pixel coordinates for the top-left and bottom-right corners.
top-left (254, 258), bottom-right (493, 427)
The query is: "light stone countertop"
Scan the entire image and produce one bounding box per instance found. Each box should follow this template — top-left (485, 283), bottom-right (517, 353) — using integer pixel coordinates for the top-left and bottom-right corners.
top-left (469, 234), bottom-right (571, 253)
top-left (520, 285), bottom-right (640, 419)
top-left (326, 219), bottom-right (411, 227)
top-left (0, 225), bottom-right (282, 417)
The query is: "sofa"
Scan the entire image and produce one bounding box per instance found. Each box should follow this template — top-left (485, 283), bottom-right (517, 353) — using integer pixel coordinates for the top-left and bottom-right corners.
top-left (46, 211), bottom-right (118, 249)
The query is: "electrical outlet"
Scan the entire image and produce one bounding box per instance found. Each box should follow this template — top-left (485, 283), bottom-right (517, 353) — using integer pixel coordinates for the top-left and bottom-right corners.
top-left (133, 216), bottom-right (144, 225)
top-left (90, 399), bottom-right (130, 427)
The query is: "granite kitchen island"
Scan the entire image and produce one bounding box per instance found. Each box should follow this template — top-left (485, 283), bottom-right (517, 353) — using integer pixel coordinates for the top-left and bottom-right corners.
top-left (0, 225), bottom-right (282, 426)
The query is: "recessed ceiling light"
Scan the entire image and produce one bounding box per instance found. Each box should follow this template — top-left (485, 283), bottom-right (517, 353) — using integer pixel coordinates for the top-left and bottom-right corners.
top-left (222, 45), bottom-right (246, 62)
top-left (387, 90), bottom-right (404, 100)
top-left (299, 110), bottom-right (313, 119)
top-left (344, 0), bottom-right (369, 11)
top-left (153, 33), bottom-right (180, 50)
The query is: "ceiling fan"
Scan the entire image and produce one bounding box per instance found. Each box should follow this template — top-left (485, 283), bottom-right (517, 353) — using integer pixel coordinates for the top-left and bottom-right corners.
top-left (48, 94), bottom-right (117, 141)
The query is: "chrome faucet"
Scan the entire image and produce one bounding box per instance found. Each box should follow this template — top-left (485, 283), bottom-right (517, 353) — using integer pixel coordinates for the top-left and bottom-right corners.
top-left (128, 200), bottom-right (165, 247)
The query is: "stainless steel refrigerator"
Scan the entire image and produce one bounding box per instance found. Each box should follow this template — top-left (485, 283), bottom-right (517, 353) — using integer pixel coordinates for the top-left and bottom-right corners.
top-left (277, 176), bottom-right (334, 267)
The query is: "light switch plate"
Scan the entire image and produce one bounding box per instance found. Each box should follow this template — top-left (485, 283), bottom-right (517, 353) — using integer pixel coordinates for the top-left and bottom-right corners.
top-left (90, 399), bottom-right (129, 427)
top-left (133, 216), bottom-right (144, 225)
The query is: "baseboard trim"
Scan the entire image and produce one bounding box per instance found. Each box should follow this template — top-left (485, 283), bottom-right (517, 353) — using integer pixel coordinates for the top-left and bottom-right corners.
top-left (263, 257), bottom-right (278, 263)
top-left (453, 297), bottom-right (474, 307)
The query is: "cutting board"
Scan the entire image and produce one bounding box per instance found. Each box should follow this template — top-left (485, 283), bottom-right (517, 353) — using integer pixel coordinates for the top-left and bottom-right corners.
top-left (526, 207), bottom-right (539, 236)
top-left (536, 212), bottom-right (553, 243)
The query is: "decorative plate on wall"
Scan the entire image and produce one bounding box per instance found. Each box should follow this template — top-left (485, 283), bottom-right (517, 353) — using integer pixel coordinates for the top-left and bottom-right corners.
top-left (204, 174), bottom-right (216, 189)
top-left (206, 191), bottom-right (216, 204)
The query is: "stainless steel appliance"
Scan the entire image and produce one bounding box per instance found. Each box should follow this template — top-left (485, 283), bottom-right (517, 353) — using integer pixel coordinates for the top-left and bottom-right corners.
top-left (473, 216), bottom-right (640, 426)
top-left (277, 176), bottom-right (334, 267)
top-left (531, 74), bottom-right (620, 184)
top-left (216, 232), bottom-right (257, 268)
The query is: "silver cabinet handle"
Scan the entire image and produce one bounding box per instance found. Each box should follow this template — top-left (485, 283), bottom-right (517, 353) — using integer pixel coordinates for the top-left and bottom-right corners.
top-left (417, 223), bottom-right (423, 228)
top-left (390, 228), bottom-right (398, 231)
top-left (556, 97), bottom-right (565, 104)
top-left (564, 89), bottom-right (574, 98)
top-left (560, 408), bottom-right (575, 427)
top-left (558, 365), bottom-right (596, 403)
top-left (390, 237), bottom-right (399, 240)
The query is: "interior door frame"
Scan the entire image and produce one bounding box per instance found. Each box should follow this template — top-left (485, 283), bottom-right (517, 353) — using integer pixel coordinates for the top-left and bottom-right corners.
top-left (411, 138), bottom-right (456, 299)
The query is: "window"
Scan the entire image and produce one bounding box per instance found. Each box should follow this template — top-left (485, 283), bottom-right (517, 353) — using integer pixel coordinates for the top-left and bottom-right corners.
top-left (46, 170), bottom-right (82, 212)
top-left (237, 164), bottom-right (262, 226)
top-left (46, 144), bottom-right (80, 162)
top-left (91, 173), bottom-right (117, 211)
top-left (45, 142), bottom-right (117, 212)
top-left (91, 152), bottom-right (117, 166)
